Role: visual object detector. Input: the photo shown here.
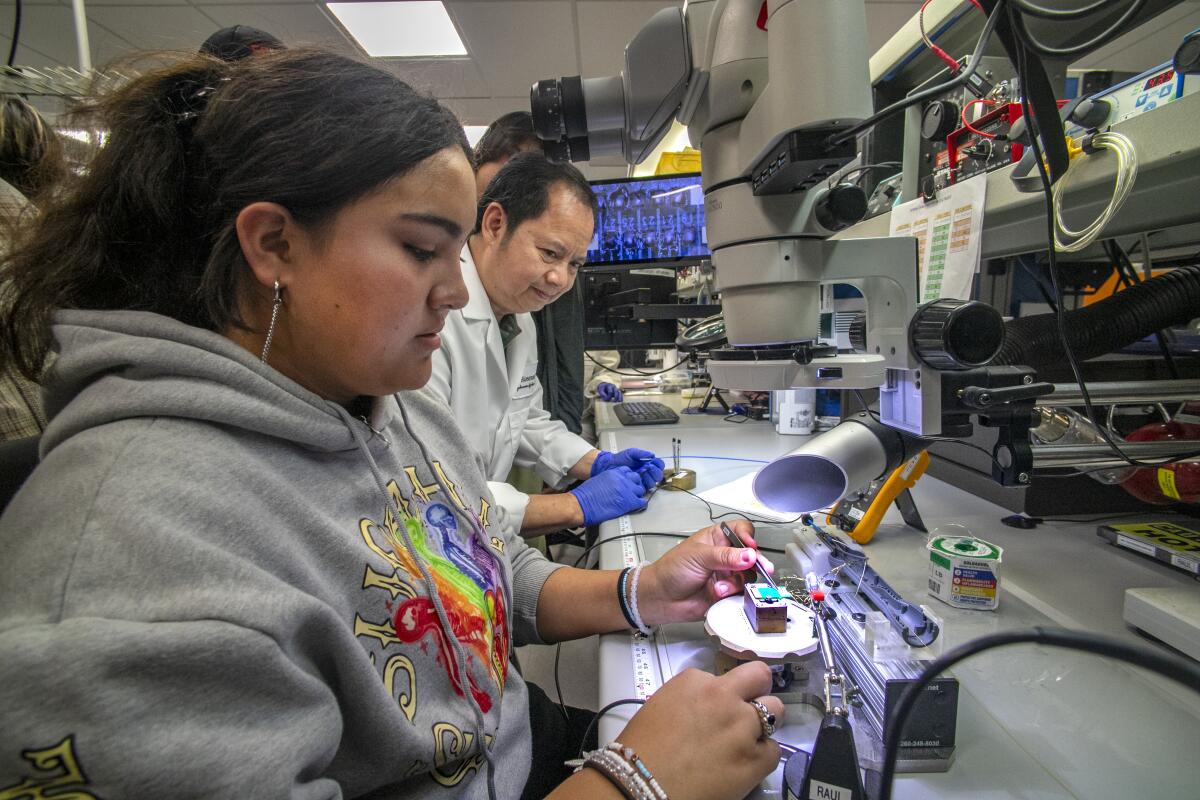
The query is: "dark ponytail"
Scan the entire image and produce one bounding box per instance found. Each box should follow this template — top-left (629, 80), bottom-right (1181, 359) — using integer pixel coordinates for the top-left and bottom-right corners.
top-left (0, 49), bottom-right (470, 381)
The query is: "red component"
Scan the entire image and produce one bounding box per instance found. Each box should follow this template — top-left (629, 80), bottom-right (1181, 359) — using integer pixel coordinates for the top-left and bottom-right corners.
top-left (1120, 420), bottom-right (1200, 505)
top-left (945, 100), bottom-right (1068, 185)
top-left (946, 102), bottom-right (1023, 183)
top-left (757, 1), bottom-right (768, 31)
top-left (810, 589), bottom-right (825, 602)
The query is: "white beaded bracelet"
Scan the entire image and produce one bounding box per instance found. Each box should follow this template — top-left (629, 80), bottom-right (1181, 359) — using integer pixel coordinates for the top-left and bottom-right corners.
top-left (628, 561), bottom-right (653, 636)
top-left (577, 748), bottom-right (656, 800)
top-left (605, 742), bottom-right (668, 800)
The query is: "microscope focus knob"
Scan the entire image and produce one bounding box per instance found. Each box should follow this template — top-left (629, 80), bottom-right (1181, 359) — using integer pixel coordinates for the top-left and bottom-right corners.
top-left (848, 313), bottom-right (867, 353)
top-left (909, 298), bottom-right (1005, 370)
top-left (815, 184), bottom-right (868, 232)
top-left (921, 100), bottom-right (959, 141)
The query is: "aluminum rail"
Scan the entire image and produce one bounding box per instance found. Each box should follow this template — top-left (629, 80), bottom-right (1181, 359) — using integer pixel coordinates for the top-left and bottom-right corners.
top-left (1039, 380), bottom-right (1200, 408)
top-left (1033, 441), bottom-right (1200, 469)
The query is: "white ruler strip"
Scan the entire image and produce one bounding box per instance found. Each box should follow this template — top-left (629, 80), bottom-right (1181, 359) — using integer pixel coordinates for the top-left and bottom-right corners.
top-left (616, 515), bottom-right (658, 698)
top-left (630, 633), bottom-right (658, 699)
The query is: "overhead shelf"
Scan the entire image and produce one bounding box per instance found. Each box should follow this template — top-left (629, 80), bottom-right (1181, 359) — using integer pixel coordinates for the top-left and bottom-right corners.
top-left (833, 90), bottom-right (1200, 259)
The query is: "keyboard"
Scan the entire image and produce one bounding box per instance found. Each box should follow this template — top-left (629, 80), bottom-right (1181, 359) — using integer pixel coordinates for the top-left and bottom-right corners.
top-left (614, 401), bottom-right (680, 426)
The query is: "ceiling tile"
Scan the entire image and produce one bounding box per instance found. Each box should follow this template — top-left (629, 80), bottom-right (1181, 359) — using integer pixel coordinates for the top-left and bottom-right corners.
top-left (377, 56), bottom-right (490, 99)
top-left (576, 1), bottom-right (676, 77)
top-left (447, 1), bottom-right (578, 96)
top-left (80, 0), bottom-right (190, 5)
top-left (195, 3), bottom-right (354, 52)
top-left (86, 5), bottom-right (225, 52)
top-left (0, 4), bottom-right (135, 68)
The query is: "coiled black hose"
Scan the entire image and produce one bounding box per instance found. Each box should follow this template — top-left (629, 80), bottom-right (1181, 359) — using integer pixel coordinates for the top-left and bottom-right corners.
top-left (992, 264), bottom-right (1200, 370)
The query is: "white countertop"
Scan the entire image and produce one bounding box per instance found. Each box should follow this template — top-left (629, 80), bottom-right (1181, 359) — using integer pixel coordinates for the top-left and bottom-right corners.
top-left (592, 393), bottom-right (1200, 799)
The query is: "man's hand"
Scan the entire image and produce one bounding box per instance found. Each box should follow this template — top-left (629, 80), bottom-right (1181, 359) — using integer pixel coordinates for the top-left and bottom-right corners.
top-left (591, 448), bottom-right (665, 491)
top-left (569, 467), bottom-right (650, 525)
top-left (597, 382), bottom-right (623, 402)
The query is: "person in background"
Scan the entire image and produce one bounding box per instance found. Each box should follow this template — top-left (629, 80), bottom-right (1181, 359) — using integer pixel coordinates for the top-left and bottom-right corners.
top-left (474, 112), bottom-right (588, 436)
top-left (429, 152), bottom-right (664, 539)
top-left (199, 24), bottom-right (285, 60)
top-left (0, 94), bottom-right (66, 440)
top-left (0, 48), bottom-right (782, 800)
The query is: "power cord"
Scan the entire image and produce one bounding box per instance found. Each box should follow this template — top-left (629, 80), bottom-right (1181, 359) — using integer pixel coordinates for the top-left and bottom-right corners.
top-left (831, 162), bottom-right (902, 189)
top-left (878, 626), bottom-right (1200, 800)
top-left (828, 1), bottom-right (1003, 148)
top-left (7, 0), bottom-right (20, 67)
top-left (578, 699), bottom-right (647, 759)
top-left (586, 351), bottom-right (686, 377)
top-left (1010, 0), bottom-right (1147, 58)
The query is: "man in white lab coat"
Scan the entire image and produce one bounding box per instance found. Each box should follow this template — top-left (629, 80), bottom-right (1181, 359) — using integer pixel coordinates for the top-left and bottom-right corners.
top-left (428, 153), bottom-right (664, 537)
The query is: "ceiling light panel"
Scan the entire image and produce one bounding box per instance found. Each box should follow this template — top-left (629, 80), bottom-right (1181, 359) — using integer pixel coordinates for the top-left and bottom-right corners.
top-left (327, 2), bottom-right (467, 58)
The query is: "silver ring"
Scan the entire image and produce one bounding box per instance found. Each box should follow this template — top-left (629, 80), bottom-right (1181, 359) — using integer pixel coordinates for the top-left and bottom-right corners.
top-left (750, 699), bottom-right (776, 739)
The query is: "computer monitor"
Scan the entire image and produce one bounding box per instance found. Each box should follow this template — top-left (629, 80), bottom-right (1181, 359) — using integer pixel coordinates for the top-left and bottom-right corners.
top-left (587, 173), bottom-right (708, 267)
top-left (581, 268), bottom-right (679, 351)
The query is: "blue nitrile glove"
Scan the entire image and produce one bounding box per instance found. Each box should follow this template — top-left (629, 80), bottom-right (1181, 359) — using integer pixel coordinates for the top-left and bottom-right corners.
top-left (592, 448), bottom-right (666, 489)
top-left (570, 467), bottom-right (649, 525)
top-left (597, 382), bottom-right (623, 402)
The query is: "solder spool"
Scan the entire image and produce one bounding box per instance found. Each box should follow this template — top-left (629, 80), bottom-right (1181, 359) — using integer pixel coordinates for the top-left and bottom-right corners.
top-left (661, 467), bottom-right (697, 490)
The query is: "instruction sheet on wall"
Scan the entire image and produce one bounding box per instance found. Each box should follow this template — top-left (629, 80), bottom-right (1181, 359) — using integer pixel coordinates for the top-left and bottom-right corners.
top-left (889, 178), bottom-right (987, 303)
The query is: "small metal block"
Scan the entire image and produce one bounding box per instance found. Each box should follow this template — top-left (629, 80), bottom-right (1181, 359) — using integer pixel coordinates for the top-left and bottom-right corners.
top-left (661, 467), bottom-right (697, 491)
top-left (743, 583), bottom-right (788, 634)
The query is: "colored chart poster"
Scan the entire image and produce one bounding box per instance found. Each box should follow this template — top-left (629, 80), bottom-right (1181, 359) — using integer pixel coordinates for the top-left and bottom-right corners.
top-left (888, 177), bottom-right (987, 303)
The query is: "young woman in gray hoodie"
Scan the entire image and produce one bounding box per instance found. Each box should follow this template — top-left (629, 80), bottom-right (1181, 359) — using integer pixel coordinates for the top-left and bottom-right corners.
top-left (0, 49), bottom-right (783, 800)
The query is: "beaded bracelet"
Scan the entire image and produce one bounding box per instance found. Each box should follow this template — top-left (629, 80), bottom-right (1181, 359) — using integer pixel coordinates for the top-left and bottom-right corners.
top-left (575, 744), bottom-right (668, 800)
top-left (604, 742), bottom-right (668, 800)
top-left (627, 562), bottom-right (653, 636)
top-left (616, 566), bottom-right (639, 630)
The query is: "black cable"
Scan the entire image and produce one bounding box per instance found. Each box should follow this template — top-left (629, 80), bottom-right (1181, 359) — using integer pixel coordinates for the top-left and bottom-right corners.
top-left (1106, 239), bottom-right (1181, 380)
top-left (569, 527), bottom-right (786, 572)
top-left (586, 351), bottom-right (685, 377)
top-left (832, 162), bottom-right (902, 188)
top-left (854, 388), bottom-right (1007, 472)
top-left (578, 698), bottom-right (646, 759)
top-left (878, 627), bottom-right (1200, 800)
top-left (570, 531), bottom-right (691, 569)
top-left (1012, 0), bottom-right (1118, 19)
top-left (1011, 0), bottom-right (1147, 58)
top-left (676, 485), bottom-right (807, 527)
top-left (1011, 11), bottom-right (1200, 471)
top-left (828, 1), bottom-right (1003, 148)
top-left (7, 0), bottom-right (21, 68)
top-left (1032, 511), bottom-right (1157, 523)
top-left (1018, 256), bottom-right (1058, 312)
top-left (553, 643), bottom-right (571, 722)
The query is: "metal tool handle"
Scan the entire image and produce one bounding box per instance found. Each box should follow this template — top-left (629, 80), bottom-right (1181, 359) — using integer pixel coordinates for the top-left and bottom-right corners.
top-left (720, 522), bottom-right (778, 590)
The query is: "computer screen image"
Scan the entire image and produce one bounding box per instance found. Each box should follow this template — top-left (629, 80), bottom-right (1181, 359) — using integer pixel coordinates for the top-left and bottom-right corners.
top-left (587, 173), bottom-right (709, 267)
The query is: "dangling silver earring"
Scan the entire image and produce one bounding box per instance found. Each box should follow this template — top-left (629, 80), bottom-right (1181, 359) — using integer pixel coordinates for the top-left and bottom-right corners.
top-left (260, 280), bottom-right (283, 363)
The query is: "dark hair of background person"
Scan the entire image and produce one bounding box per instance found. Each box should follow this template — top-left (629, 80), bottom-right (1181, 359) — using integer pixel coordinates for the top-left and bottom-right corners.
top-left (0, 49), bottom-right (470, 382)
top-left (0, 95), bottom-right (67, 202)
top-left (473, 110), bottom-right (537, 170)
top-left (199, 24), bottom-right (285, 62)
top-left (474, 151), bottom-right (597, 238)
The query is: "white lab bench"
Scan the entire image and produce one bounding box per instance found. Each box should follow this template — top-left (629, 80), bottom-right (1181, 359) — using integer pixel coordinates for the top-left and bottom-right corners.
top-left (591, 393), bottom-right (1200, 799)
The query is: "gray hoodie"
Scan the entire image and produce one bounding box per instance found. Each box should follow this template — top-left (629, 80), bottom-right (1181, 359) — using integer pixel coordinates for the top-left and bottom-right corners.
top-left (0, 309), bottom-right (563, 799)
